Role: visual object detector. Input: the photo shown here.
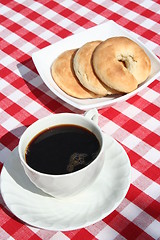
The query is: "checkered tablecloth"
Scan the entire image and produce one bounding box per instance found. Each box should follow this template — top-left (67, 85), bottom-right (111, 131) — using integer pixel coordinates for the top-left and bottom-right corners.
top-left (0, 0), bottom-right (160, 239)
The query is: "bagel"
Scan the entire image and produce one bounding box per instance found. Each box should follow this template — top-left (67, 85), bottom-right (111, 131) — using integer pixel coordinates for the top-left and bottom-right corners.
top-left (73, 41), bottom-right (119, 96)
top-left (51, 49), bottom-right (100, 99)
top-left (92, 37), bottom-right (151, 93)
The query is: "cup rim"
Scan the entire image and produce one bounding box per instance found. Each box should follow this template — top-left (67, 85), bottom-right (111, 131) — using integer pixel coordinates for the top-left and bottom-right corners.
top-left (18, 113), bottom-right (104, 178)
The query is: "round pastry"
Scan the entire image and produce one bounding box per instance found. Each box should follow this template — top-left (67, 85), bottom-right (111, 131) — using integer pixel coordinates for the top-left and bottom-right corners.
top-left (51, 49), bottom-right (100, 99)
top-left (92, 37), bottom-right (151, 93)
top-left (73, 41), bottom-right (119, 96)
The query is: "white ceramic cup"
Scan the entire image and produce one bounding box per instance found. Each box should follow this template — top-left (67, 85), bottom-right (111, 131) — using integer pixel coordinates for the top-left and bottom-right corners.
top-left (18, 109), bottom-right (105, 199)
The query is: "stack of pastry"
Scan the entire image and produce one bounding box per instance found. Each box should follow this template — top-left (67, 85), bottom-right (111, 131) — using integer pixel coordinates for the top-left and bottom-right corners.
top-left (51, 37), bottom-right (151, 99)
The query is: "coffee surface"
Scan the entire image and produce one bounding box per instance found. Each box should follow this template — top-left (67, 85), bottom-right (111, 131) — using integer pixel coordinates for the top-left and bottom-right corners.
top-left (25, 124), bottom-right (100, 175)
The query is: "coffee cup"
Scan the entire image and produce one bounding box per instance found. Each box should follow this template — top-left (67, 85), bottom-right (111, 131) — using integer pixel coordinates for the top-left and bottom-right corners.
top-left (18, 109), bottom-right (106, 199)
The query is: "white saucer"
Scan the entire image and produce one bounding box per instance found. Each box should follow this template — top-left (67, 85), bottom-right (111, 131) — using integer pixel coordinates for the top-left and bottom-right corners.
top-left (1, 134), bottom-right (131, 231)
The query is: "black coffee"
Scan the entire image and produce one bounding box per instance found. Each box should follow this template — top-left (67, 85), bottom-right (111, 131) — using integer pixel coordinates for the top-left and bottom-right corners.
top-left (25, 124), bottom-right (101, 175)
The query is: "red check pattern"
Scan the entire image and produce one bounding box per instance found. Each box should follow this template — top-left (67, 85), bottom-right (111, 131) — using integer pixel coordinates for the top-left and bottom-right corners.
top-left (0, 0), bottom-right (160, 239)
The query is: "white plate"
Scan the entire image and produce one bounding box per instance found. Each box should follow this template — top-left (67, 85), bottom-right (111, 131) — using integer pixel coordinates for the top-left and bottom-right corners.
top-left (32, 20), bottom-right (160, 110)
top-left (1, 134), bottom-right (131, 231)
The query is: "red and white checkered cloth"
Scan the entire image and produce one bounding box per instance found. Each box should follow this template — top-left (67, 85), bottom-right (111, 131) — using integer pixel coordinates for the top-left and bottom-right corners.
top-left (0, 0), bottom-right (160, 239)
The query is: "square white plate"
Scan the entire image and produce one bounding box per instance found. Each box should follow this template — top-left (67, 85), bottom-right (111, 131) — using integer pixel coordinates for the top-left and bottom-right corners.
top-left (32, 21), bottom-right (160, 110)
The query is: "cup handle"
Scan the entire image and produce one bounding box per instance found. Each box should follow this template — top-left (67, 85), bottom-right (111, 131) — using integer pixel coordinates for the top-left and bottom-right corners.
top-left (84, 109), bottom-right (98, 125)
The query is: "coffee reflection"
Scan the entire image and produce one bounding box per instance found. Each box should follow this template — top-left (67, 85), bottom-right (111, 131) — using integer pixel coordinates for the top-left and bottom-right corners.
top-left (25, 124), bottom-right (101, 175)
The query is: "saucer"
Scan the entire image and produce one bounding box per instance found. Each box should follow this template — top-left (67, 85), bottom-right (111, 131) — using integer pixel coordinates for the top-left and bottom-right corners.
top-left (1, 134), bottom-right (131, 231)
